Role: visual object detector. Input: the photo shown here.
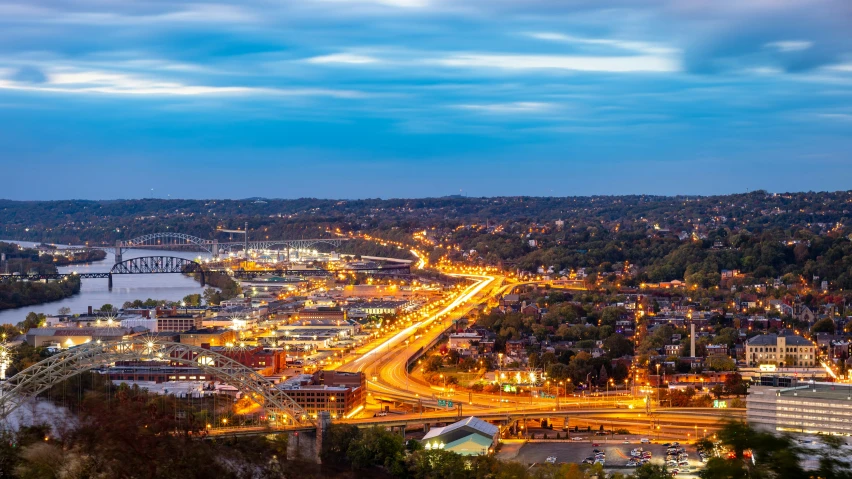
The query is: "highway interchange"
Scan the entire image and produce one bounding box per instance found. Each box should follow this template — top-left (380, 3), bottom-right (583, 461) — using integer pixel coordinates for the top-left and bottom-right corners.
top-left (327, 268), bottom-right (743, 440)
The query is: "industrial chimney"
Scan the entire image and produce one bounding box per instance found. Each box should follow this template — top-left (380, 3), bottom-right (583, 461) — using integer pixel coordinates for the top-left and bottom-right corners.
top-left (690, 322), bottom-right (696, 358)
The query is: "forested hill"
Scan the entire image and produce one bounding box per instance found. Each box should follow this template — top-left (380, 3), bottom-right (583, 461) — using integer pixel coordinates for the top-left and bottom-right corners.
top-left (1, 191), bottom-right (851, 246)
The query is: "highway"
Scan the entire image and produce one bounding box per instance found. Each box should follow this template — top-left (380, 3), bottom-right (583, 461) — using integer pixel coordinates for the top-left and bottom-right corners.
top-left (323, 259), bottom-right (736, 441)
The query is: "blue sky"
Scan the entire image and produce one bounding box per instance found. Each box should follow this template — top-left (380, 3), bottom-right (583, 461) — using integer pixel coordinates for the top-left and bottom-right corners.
top-left (1, 0), bottom-right (851, 199)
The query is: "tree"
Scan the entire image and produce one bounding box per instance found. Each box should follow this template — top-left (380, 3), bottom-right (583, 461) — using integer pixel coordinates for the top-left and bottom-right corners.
top-left (811, 317), bottom-right (836, 334)
top-left (632, 464), bottom-right (673, 479)
top-left (710, 384), bottom-right (726, 399)
top-left (182, 294), bottom-right (202, 307)
top-left (405, 449), bottom-right (467, 479)
top-left (57, 307), bottom-right (71, 316)
top-left (346, 426), bottom-right (406, 472)
top-left (706, 356), bottom-right (736, 372)
top-left (99, 303), bottom-right (116, 314)
top-left (321, 424), bottom-right (360, 465)
top-left (724, 373), bottom-right (747, 396)
top-left (603, 334), bottom-right (634, 358)
top-left (17, 313), bottom-right (45, 332)
top-left (202, 287), bottom-right (223, 306)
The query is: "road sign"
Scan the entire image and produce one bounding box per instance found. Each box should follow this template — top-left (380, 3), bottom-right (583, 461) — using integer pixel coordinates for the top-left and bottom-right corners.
top-left (438, 399), bottom-right (453, 407)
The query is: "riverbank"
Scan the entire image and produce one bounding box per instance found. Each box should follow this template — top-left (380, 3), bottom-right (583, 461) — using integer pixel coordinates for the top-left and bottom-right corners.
top-left (0, 275), bottom-right (82, 311)
top-left (0, 241), bottom-right (90, 311)
top-left (0, 244), bottom-right (209, 325)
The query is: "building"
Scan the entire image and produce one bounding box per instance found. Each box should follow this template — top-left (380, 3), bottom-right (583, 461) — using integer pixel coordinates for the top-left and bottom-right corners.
top-left (748, 382), bottom-right (852, 436)
top-left (706, 344), bottom-right (729, 357)
top-left (102, 361), bottom-right (216, 383)
top-left (342, 284), bottom-right (413, 299)
top-left (157, 314), bottom-right (203, 332)
top-left (204, 345), bottom-right (286, 375)
top-left (25, 327), bottom-right (133, 348)
top-left (448, 333), bottom-right (483, 355)
top-left (745, 334), bottom-right (817, 367)
top-left (179, 328), bottom-right (238, 347)
top-left (298, 307), bottom-right (346, 322)
top-left (276, 370), bottom-right (365, 419)
top-left (506, 340), bottom-right (526, 356)
top-left (421, 417), bottom-right (499, 456)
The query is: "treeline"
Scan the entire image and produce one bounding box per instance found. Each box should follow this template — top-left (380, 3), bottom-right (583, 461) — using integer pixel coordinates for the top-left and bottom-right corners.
top-left (4, 191), bottom-right (851, 247)
top-left (0, 276), bottom-right (80, 311)
top-left (186, 271), bottom-right (242, 306)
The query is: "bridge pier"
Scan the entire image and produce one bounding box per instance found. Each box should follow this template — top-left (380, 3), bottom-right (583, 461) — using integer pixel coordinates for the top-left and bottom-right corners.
top-left (114, 240), bottom-right (122, 264)
top-left (108, 273), bottom-right (113, 290)
top-left (212, 239), bottom-right (218, 260)
top-left (199, 270), bottom-right (206, 287)
top-left (316, 411), bottom-right (331, 464)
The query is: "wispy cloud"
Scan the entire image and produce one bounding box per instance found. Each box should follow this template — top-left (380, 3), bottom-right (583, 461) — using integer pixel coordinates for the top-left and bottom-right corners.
top-left (306, 53), bottom-right (383, 65)
top-left (765, 41), bottom-right (814, 52)
top-left (816, 112), bottom-right (852, 121)
top-left (453, 101), bottom-right (554, 114)
top-left (435, 53), bottom-right (680, 73)
top-left (0, 68), bottom-right (365, 98)
top-left (314, 0), bottom-right (431, 8)
top-left (526, 32), bottom-right (679, 56)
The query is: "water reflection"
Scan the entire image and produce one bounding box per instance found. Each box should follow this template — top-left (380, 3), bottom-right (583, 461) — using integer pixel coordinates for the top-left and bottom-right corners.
top-left (0, 241), bottom-right (211, 325)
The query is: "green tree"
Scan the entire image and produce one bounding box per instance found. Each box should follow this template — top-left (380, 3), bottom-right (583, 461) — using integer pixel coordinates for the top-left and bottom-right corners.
top-left (632, 464), bottom-right (673, 479)
top-left (346, 426), bottom-right (406, 471)
top-left (182, 294), bottom-right (202, 307)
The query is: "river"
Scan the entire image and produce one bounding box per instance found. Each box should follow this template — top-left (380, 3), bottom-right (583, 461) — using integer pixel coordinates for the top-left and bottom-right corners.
top-left (0, 241), bottom-right (211, 325)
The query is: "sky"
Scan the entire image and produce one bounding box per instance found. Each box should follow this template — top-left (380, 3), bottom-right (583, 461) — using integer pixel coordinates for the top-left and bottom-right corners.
top-left (1, 0), bottom-right (852, 200)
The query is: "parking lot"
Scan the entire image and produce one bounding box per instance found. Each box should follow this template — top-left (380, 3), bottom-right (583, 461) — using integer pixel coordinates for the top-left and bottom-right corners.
top-left (499, 440), bottom-right (704, 476)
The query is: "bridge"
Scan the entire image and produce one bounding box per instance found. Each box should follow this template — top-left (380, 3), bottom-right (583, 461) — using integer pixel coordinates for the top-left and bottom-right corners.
top-left (0, 255), bottom-right (411, 287)
top-left (109, 232), bottom-right (348, 263)
top-left (0, 256), bottom-right (206, 289)
top-left (0, 337), bottom-right (312, 428)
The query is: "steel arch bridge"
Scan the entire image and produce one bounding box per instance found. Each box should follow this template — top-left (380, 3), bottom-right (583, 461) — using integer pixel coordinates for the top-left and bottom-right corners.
top-left (115, 233), bottom-right (348, 257)
top-left (109, 256), bottom-right (205, 288)
top-left (0, 337), bottom-right (312, 427)
top-left (123, 232), bottom-right (212, 251)
top-left (247, 239), bottom-right (345, 251)
top-left (110, 256), bottom-right (203, 275)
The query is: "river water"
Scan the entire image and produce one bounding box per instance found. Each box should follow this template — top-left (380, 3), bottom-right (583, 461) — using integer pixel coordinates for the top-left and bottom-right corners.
top-left (0, 241), bottom-right (211, 325)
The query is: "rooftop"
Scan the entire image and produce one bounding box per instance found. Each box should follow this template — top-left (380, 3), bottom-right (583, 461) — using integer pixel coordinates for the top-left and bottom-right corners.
top-left (777, 383), bottom-right (852, 402)
top-left (747, 334), bottom-right (813, 346)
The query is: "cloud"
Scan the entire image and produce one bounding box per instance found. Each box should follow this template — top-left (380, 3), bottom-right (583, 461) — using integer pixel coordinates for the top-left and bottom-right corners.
top-left (2, 3), bottom-right (259, 26)
top-left (526, 32), bottom-right (679, 56)
top-left (453, 101), bottom-right (554, 113)
top-left (0, 68), bottom-right (366, 98)
top-left (305, 53), bottom-right (383, 65)
top-left (765, 41), bottom-right (813, 52)
top-left (314, 0), bottom-right (431, 8)
top-left (435, 53), bottom-right (680, 73)
top-left (816, 113), bottom-right (852, 121)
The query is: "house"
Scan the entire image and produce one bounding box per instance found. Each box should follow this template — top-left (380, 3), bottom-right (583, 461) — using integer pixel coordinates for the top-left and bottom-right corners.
top-left (421, 417), bottom-right (499, 456)
top-left (664, 344), bottom-right (681, 357)
top-left (506, 340), bottom-right (526, 356)
top-left (705, 344), bottom-right (729, 357)
top-left (448, 333), bottom-right (483, 356)
top-left (500, 294), bottom-right (521, 307)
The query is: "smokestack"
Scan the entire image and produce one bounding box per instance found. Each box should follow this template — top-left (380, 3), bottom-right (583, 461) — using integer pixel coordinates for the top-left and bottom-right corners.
top-left (88, 305), bottom-right (93, 316)
top-left (690, 322), bottom-right (696, 358)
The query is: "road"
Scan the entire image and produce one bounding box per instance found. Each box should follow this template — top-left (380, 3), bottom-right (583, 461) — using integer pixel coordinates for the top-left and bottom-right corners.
top-left (326, 268), bottom-right (738, 440)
